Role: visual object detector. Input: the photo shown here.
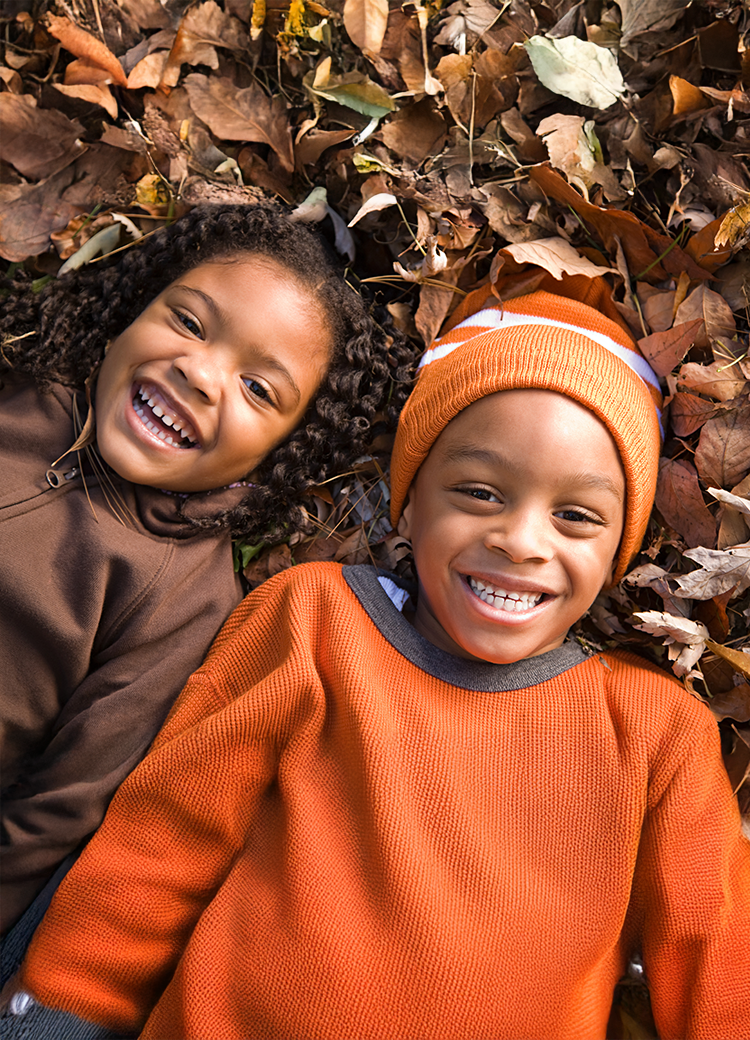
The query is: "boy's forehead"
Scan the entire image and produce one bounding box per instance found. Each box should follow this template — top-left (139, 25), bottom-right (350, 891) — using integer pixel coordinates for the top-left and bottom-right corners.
top-left (422, 389), bottom-right (625, 490)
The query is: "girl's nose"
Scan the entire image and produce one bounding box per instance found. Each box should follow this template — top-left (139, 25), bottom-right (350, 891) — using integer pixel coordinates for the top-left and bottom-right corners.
top-left (484, 508), bottom-right (552, 564)
top-left (173, 351), bottom-right (220, 404)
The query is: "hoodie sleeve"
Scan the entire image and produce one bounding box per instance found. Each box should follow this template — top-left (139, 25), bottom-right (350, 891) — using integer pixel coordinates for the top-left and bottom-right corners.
top-left (0, 532), bottom-right (241, 934)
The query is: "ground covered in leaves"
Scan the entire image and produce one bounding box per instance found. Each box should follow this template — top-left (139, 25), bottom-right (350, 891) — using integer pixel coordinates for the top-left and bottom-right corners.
top-left (2, 0), bottom-right (750, 1032)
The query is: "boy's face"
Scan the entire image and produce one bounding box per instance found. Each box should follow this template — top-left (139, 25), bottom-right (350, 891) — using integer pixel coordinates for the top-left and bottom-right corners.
top-left (398, 389), bottom-right (625, 664)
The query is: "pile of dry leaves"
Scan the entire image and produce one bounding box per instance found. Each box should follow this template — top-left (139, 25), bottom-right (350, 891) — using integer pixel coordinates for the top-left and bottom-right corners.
top-left (1, 0), bottom-right (749, 1014)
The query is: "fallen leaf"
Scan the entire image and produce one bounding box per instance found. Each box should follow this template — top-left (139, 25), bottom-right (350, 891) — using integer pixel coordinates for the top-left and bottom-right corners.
top-left (673, 545), bottom-right (750, 599)
top-left (632, 609), bottom-right (709, 676)
top-left (708, 487), bottom-right (750, 516)
top-left (525, 35), bottom-right (624, 110)
top-left (637, 319), bottom-right (702, 378)
top-left (714, 199), bottom-right (750, 249)
top-left (617, 0), bottom-right (691, 57)
top-left (53, 83), bottom-right (119, 121)
top-left (669, 75), bottom-right (711, 118)
top-left (45, 13), bottom-right (127, 87)
top-left (669, 392), bottom-right (724, 437)
top-left (706, 639), bottom-right (750, 681)
top-left (536, 114), bottom-right (624, 200)
top-left (348, 192), bottom-right (398, 226)
top-left (380, 99), bottom-right (447, 166)
top-left (674, 283), bottom-right (736, 350)
top-left (0, 93), bottom-right (86, 180)
top-left (184, 73), bottom-right (294, 172)
top-left (695, 399), bottom-right (750, 490)
top-left (655, 457), bottom-right (717, 549)
top-left (501, 237), bottom-right (612, 280)
top-left (0, 170), bottom-right (79, 263)
top-left (677, 361), bottom-right (747, 403)
top-left (343, 0), bottom-right (389, 57)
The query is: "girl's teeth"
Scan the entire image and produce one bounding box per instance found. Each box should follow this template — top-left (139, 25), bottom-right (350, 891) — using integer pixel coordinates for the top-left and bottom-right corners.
top-left (135, 386), bottom-right (197, 445)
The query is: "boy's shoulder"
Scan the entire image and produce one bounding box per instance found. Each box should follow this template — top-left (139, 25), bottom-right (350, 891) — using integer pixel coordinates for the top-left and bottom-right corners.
top-left (588, 646), bottom-right (718, 748)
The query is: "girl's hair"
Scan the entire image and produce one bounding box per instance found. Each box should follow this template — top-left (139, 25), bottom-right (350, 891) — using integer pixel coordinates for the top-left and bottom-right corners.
top-left (1, 201), bottom-right (416, 541)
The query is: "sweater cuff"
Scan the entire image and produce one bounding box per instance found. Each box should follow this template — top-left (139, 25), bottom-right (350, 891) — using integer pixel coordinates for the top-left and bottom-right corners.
top-left (0, 996), bottom-right (132, 1040)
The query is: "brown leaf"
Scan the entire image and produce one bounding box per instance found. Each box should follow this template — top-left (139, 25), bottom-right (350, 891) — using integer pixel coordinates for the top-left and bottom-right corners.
top-left (343, 0), bottom-right (389, 57)
top-left (295, 129), bottom-right (355, 167)
top-left (677, 361), bottom-right (747, 403)
top-left (655, 458), bottom-right (717, 549)
top-left (415, 282), bottom-right (456, 347)
top-left (53, 83), bottom-right (118, 121)
top-left (0, 170), bottom-right (79, 263)
top-left (380, 99), bottom-right (447, 166)
top-left (501, 238), bottom-right (613, 280)
top-left (674, 283), bottom-right (736, 350)
top-left (0, 94), bottom-right (85, 180)
top-left (695, 399), bottom-right (750, 490)
top-left (529, 165), bottom-right (709, 283)
top-left (637, 318), bottom-right (702, 378)
top-left (717, 475), bottom-right (750, 550)
top-left (45, 14), bottom-right (127, 87)
top-left (706, 684), bottom-right (750, 723)
top-left (127, 51), bottom-right (168, 90)
top-left (669, 392), bottom-right (723, 437)
top-left (183, 73), bottom-right (294, 172)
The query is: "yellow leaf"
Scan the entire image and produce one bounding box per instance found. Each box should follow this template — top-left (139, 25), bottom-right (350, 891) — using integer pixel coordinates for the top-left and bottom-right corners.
top-left (714, 200), bottom-right (750, 249)
top-left (706, 639), bottom-right (750, 680)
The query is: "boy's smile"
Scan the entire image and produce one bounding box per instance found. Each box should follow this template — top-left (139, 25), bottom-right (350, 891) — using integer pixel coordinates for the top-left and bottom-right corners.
top-left (95, 257), bottom-right (332, 493)
top-left (398, 389), bottom-right (625, 664)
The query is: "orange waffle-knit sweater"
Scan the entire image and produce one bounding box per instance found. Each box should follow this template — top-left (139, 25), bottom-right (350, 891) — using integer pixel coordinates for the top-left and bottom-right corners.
top-left (9, 563), bottom-right (750, 1040)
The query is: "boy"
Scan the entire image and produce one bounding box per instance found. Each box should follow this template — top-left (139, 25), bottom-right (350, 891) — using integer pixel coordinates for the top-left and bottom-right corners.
top-left (2, 280), bottom-right (749, 1040)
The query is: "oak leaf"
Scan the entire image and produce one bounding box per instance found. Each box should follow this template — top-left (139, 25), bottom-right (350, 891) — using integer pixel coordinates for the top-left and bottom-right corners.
top-left (672, 545), bottom-right (750, 599)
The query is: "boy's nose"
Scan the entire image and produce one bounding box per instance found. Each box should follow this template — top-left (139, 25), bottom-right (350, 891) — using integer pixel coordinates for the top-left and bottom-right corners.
top-left (484, 510), bottom-right (552, 564)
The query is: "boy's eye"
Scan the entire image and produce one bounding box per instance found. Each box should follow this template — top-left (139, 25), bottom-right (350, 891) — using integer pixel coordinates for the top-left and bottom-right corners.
top-left (555, 509), bottom-right (601, 524)
top-left (173, 309), bottom-right (202, 337)
top-left (243, 377), bottom-right (271, 403)
top-left (461, 486), bottom-right (500, 503)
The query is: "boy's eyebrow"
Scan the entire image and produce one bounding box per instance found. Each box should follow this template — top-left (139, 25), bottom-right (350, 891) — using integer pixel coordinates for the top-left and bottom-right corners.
top-left (442, 444), bottom-right (624, 500)
top-left (171, 285), bottom-right (302, 404)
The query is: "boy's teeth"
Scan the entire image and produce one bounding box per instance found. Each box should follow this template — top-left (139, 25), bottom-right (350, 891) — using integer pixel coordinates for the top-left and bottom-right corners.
top-left (468, 577), bottom-right (542, 612)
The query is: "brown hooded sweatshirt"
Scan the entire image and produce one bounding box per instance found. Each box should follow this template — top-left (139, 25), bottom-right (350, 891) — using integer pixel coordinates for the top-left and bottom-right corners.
top-left (0, 369), bottom-right (242, 931)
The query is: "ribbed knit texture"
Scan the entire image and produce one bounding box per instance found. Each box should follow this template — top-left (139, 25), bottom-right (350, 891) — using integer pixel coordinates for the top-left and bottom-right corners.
top-left (18, 564), bottom-right (750, 1040)
top-left (390, 285), bottom-right (663, 584)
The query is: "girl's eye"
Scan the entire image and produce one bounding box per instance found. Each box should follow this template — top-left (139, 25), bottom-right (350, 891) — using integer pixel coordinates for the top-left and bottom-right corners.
top-left (173, 309), bottom-right (202, 337)
top-left (243, 377), bottom-right (271, 403)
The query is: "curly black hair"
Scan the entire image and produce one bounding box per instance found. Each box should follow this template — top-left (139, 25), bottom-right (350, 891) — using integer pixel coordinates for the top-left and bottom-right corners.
top-left (1, 201), bottom-right (417, 541)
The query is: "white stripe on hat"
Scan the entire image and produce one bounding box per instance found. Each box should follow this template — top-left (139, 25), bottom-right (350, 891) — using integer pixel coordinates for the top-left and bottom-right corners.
top-left (418, 308), bottom-right (662, 395)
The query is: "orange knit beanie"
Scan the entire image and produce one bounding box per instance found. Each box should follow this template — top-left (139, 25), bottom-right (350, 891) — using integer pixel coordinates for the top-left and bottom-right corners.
top-left (390, 286), bottom-right (663, 585)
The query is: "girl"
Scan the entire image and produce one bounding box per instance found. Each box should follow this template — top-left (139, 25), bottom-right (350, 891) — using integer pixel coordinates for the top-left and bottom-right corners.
top-left (0, 201), bottom-right (414, 940)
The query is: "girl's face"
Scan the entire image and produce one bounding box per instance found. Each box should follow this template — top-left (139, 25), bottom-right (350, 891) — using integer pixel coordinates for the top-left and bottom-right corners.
top-left (95, 256), bottom-right (332, 492)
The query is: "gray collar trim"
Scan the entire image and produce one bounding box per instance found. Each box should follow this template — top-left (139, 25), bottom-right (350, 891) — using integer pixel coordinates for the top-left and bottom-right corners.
top-left (342, 565), bottom-right (588, 692)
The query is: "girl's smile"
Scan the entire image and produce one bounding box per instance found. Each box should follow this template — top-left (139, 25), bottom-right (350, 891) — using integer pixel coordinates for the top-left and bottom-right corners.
top-left (94, 257), bottom-right (332, 493)
top-left (398, 389), bottom-right (626, 664)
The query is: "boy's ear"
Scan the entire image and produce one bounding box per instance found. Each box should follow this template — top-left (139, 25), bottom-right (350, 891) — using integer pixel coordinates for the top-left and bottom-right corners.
top-left (397, 492), bottom-right (414, 542)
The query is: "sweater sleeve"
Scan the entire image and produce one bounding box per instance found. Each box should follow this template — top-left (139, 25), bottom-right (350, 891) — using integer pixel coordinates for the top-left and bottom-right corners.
top-left (628, 704), bottom-right (750, 1040)
top-left (10, 570), bottom-right (311, 1038)
top-left (0, 535), bottom-right (241, 934)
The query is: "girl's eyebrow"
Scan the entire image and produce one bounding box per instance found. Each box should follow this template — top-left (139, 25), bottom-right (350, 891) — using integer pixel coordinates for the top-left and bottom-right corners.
top-left (443, 444), bottom-right (624, 500)
top-left (170, 285), bottom-right (302, 404)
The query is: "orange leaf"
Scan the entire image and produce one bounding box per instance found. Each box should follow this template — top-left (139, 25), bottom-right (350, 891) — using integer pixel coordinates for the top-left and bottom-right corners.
top-left (637, 318), bottom-right (702, 378)
top-left (45, 14), bottom-right (127, 87)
